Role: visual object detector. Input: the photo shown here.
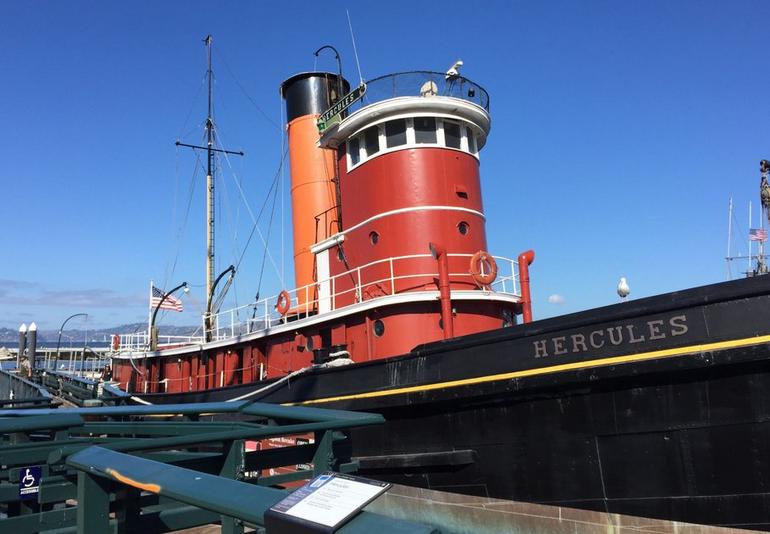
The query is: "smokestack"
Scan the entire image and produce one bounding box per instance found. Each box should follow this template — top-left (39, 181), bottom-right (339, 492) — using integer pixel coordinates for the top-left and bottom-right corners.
top-left (280, 72), bottom-right (349, 311)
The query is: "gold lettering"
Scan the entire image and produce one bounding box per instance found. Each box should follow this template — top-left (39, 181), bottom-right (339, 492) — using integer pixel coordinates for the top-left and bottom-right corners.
top-left (589, 330), bottom-right (605, 348)
top-left (607, 326), bottom-right (624, 346)
top-left (626, 324), bottom-right (646, 343)
top-left (553, 336), bottom-right (568, 355)
top-left (571, 333), bottom-right (588, 353)
top-left (533, 340), bottom-right (549, 358)
top-left (647, 320), bottom-right (665, 340)
top-left (669, 315), bottom-right (688, 336)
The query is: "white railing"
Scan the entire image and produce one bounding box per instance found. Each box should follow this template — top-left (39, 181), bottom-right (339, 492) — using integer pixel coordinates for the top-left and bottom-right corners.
top-left (205, 253), bottom-right (519, 343)
top-left (119, 253), bottom-right (519, 352)
top-left (118, 333), bottom-right (204, 352)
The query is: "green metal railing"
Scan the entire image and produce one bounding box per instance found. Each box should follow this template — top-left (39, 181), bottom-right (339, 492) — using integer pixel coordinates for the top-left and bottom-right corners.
top-left (0, 401), bottom-right (437, 533)
top-left (0, 369), bottom-right (57, 409)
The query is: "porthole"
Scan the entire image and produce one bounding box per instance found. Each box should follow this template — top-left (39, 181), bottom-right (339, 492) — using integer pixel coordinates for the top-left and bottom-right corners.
top-left (305, 336), bottom-right (314, 351)
top-left (369, 231), bottom-right (379, 245)
top-left (458, 221), bottom-right (470, 235)
top-left (373, 319), bottom-right (385, 337)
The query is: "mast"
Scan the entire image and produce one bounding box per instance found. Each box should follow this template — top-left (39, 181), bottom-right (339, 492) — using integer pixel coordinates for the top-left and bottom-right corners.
top-left (205, 34), bottom-right (215, 308)
top-left (175, 35), bottom-right (244, 337)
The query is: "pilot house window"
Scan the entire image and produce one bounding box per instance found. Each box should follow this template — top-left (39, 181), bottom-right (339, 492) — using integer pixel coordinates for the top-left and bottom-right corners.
top-left (414, 117), bottom-right (437, 144)
top-left (364, 126), bottom-right (380, 157)
top-left (444, 120), bottom-right (462, 149)
top-left (346, 116), bottom-right (480, 170)
top-left (348, 137), bottom-right (360, 166)
top-left (385, 119), bottom-right (407, 148)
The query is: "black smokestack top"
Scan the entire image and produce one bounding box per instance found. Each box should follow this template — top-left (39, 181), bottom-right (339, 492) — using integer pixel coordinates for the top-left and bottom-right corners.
top-left (280, 72), bottom-right (350, 124)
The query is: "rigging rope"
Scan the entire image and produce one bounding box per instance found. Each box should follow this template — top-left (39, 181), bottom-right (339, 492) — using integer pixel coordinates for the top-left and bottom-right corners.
top-left (214, 48), bottom-right (281, 131)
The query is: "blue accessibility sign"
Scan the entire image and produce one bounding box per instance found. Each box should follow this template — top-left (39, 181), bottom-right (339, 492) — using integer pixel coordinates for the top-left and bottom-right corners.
top-left (19, 466), bottom-right (41, 500)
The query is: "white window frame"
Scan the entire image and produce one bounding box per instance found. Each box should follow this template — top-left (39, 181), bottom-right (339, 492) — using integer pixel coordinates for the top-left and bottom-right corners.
top-left (346, 115), bottom-right (480, 171)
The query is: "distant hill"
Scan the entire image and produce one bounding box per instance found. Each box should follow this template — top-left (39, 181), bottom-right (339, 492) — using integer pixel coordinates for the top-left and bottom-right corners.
top-left (0, 323), bottom-right (200, 344)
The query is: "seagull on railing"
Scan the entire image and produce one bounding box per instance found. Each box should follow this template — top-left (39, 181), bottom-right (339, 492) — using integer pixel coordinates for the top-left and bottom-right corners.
top-left (446, 59), bottom-right (463, 80)
top-left (617, 277), bottom-right (631, 300)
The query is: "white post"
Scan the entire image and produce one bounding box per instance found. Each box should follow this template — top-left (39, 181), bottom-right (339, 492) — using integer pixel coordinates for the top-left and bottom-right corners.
top-left (727, 197), bottom-right (733, 280)
top-left (148, 280), bottom-right (154, 340)
top-left (749, 201), bottom-right (753, 274)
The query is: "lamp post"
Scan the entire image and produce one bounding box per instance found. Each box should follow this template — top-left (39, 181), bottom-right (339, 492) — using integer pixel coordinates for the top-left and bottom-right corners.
top-left (150, 282), bottom-right (188, 350)
top-left (54, 313), bottom-right (87, 372)
top-left (205, 265), bottom-right (235, 342)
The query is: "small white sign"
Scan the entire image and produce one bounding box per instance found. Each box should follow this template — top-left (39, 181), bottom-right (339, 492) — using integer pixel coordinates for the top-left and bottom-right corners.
top-left (269, 473), bottom-right (390, 529)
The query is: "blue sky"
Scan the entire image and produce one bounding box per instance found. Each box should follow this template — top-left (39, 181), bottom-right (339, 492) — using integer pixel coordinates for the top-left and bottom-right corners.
top-left (2, 1), bottom-right (769, 331)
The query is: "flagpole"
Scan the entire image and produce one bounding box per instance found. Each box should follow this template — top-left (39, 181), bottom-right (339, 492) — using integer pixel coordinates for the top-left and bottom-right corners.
top-left (727, 197), bottom-right (733, 280)
top-left (749, 201), bottom-right (753, 275)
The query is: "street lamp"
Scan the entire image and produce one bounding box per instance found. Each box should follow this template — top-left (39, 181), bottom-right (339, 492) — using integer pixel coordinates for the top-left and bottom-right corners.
top-left (53, 313), bottom-right (88, 371)
top-left (150, 282), bottom-right (189, 350)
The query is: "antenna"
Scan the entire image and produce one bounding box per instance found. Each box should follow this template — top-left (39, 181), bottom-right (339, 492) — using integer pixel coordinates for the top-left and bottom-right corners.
top-left (346, 9), bottom-right (364, 85)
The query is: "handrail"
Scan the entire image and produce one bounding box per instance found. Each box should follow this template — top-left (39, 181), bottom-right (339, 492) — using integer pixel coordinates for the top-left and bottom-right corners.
top-left (118, 253), bottom-right (518, 352)
top-left (356, 71), bottom-right (490, 111)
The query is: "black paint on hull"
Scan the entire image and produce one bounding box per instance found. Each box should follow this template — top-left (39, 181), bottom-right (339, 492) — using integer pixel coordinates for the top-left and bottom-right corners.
top-left (136, 276), bottom-right (770, 529)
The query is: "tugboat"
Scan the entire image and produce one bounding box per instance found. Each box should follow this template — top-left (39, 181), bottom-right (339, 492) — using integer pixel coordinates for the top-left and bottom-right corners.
top-left (111, 40), bottom-right (770, 529)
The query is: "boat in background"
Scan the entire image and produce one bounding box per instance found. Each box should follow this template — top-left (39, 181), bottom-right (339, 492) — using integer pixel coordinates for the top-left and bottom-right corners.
top-left (109, 40), bottom-right (770, 529)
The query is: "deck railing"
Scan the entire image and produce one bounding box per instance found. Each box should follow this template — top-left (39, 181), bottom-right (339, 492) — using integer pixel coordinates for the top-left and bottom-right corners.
top-left (119, 253), bottom-right (518, 351)
top-left (206, 253), bottom-right (518, 342)
top-left (351, 71), bottom-right (490, 112)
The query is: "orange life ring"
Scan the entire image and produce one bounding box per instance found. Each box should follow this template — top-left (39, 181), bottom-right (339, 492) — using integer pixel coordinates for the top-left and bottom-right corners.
top-left (111, 334), bottom-right (120, 351)
top-left (275, 290), bottom-right (291, 316)
top-left (470, 250), bottom-right (498, 286)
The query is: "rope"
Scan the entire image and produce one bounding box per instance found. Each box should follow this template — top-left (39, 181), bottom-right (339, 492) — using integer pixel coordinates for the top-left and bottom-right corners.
top-left (214, 47), bottom-right (280, 131)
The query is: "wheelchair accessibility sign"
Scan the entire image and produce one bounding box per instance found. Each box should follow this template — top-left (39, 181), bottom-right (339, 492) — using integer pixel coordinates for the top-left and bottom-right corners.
top-left (19, 466), bottom-right (41, 500)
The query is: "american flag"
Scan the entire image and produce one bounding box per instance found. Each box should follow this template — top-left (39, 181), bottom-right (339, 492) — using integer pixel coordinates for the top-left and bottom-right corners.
top-left (150, 286), bottom-right (184, 312)
top-left (750, 228), bottom-right (768, 242)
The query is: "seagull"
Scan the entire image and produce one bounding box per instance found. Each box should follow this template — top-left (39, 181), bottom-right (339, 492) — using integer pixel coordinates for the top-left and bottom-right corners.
top-left (617, 277), bottom-right (631, 300)
top-left (446, 59), bottom-right (463, 80)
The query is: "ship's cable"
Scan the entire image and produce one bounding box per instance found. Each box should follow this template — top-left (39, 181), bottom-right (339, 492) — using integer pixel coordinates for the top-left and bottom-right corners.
top-left (225, 358), bottom-right (354, 403)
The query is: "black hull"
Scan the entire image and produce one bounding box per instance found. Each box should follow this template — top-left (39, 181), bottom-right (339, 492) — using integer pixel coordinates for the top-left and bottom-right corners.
top-left (137, 276), bottom-right (770, 529)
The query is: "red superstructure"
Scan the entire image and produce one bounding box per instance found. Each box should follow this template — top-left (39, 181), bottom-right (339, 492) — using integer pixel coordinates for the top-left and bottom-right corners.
top-left (112, 70), bottom-right (529, 396)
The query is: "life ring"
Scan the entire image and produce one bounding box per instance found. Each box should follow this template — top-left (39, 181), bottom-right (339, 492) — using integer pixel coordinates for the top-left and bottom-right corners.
top-left (275, 290), bottom-right (291, 316)
top-left (111, 334), bottom-right (120, 351)
top-left (470, 250), bottom-right (497, 286)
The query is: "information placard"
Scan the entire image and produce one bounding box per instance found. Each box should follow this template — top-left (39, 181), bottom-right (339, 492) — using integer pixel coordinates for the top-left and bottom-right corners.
top-left (265, 472), bottom-right (390, 533)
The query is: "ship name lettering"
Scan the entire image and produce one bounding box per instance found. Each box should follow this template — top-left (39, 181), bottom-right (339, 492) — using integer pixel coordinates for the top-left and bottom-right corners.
top-left (626, 324), bottom-right (646, 343)
top-left (531, 314), bottom-right (690, 359)
top-left (589, 330), bottom-right (605, 349)
top-left (670, 315), bottom-right (688, 336)
top-left (552, 336), bottom-right (568, 355)
top-left (647, 320), bottom-right (665, 340)
top-left (571, 334), bottom-right (588, 352)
